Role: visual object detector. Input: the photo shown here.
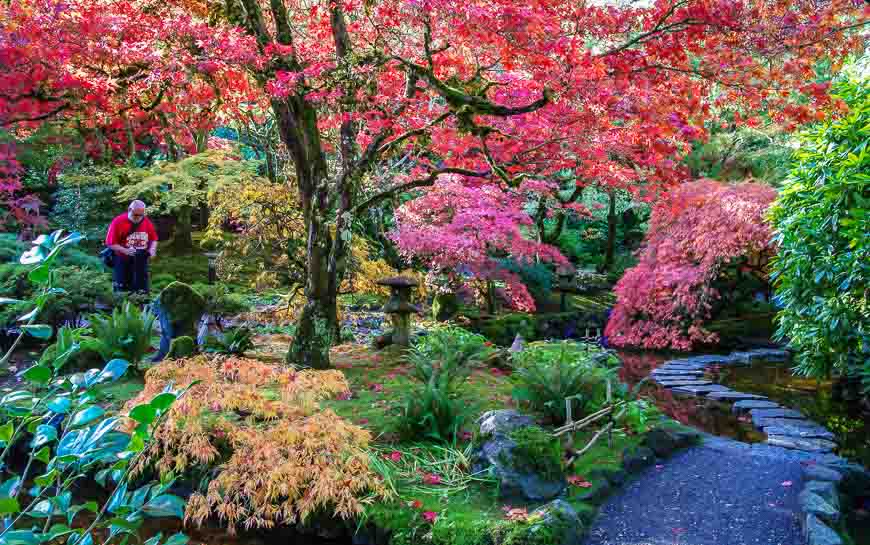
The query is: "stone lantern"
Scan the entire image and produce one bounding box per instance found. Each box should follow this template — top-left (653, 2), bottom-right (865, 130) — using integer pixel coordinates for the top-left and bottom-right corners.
top-left (554, 266), bottom-right (579, 312)
top-left (378, 276), bottom-right (419, 347)
top-left (204, 251), bottom-right (220, 285)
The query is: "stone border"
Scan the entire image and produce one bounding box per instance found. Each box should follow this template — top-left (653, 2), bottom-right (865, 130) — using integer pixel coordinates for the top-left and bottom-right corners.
top-left (648, 348), bottom-right (839, 454)
top-left (798, 459), bottom-right (870, 545)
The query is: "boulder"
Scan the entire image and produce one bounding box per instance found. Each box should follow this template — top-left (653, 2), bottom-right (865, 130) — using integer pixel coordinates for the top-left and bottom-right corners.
top-left (802, 465), bottom-right (843, 484)
top-left (622, 446), bottom-right (656, 473)
top-left (804, 481), bottom-right (840, 508)
top-left (167, 336), bottom-right (196, 359)
top-left (521, 500), bottom-right (585, 545)
top-left (472, 411), bottom-right (565, 501)
top-left (642, 428), bottom-right (678, 457)
top-left (803, 514), bottom-right (843, 545)
top-left (798, 490), bottom-right (840, 525)
top-left (431, 292), bottom-right (460, 322)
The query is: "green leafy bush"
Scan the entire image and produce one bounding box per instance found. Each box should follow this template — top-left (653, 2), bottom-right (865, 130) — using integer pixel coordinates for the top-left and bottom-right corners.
top-left (510, 341), bottom-right (621, 424)
top-left (411, 325), bottom-right (495, 369)
top-left (768, 75), bottom-right (870, 389)
top-left (51, 164), bottom-right (122, 241)
top-left (89, 302), bottom-right (157, 367)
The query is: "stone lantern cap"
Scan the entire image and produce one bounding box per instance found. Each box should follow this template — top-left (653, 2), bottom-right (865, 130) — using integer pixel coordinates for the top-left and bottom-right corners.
top-left (377, 276), bottom-right (420, 288)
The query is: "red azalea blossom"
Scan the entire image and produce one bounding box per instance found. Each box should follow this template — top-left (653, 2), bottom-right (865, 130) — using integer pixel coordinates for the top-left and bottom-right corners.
top-left (385, 451), bottom-right (402, 463)
top-left (422, 473), bottom-right (442, 485)
top-left (422, 511), bottom-right (438, 524)
top-left (567, 475), bottom-right (593, 488)
top-left (337, 391), bottom-right (353, 401)
top-left (410, 500), bottom-right (423, 509)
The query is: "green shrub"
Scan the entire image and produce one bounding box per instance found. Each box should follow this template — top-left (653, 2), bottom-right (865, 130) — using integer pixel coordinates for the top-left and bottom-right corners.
top-left (89, 302), bottom-right (157, 366)
top-left (51, 164), bottom-right (122, 241)
top-left (510, 341), bottom-right (621, 424)
top-left (191, 283), bottom-right (252, 324)
top-left (768, 75), bottom-right (870, 389)
top-left (38, 325), bottom-right (105, 371)
top-left (410, 325), bottom-right (495, 369)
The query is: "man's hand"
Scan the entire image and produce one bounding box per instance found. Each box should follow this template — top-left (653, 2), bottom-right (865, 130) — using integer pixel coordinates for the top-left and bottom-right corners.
top-left (149, 247), bottom-right (157, 258)
top-left (121, 247), bottom-right (136, 257)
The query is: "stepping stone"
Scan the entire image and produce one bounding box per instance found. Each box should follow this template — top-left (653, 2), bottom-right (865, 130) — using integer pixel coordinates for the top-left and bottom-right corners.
top-left (804, 514), bottom-right (843, 545)
top-left (750, 408), bottom-right (804, 425)
top-left (656, 379), bottom-right (713, 388)
top-left (731, 400), bottom-right (780, 414)
top-left (764, 425), bottom-right (835, 441)
top-left (651, 368), bottom-right (704, 376)
top-left (744, 348), bottom-right (790, 362)
top-left (658, 363), bottom-right (708, 371)
top-left (767, 435), bottom-right (837, 453)
top-left (706, 391), bottom-right (767, 402)
top-left (755, 417), bottom-right (821, 429)
top-left (686, 354), bottom-right (740, 365)
top-left (671, 384), bottom-right (731, 395)
top-left (802, 465), bottom-right (843, 484)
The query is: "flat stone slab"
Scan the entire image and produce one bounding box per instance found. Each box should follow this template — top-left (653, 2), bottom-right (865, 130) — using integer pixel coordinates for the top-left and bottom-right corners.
top-left (656, 379), bottom-right (714, 387)
top-left (764, 425), bottom-right (835, 441)
top-left (706, 391), bottom-right (768, 402)
top-left (651, 368), bottom-right (704, 376)
top-left (683, 355), bottom-right (739, 365)
top-left (731, 400), bottom-right (780, 413)
top-left (744, 348), bottom-right (790, 362)
top-left (671, 384), bottom-right (731, 395)
top-left (755, 417), bottom-right (822, 429)
top-left (767, 435), bottom-right (837, 453)
top-left (750, 408), bottom-right (805, 425)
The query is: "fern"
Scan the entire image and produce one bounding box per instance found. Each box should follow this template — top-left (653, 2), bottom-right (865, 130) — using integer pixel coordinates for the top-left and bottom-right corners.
top-left (89, 302), bottom-right (156, 366)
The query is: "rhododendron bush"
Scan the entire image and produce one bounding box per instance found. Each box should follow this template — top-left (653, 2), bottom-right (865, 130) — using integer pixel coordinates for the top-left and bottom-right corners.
top-left (605, 180), bottom-right (777, 350)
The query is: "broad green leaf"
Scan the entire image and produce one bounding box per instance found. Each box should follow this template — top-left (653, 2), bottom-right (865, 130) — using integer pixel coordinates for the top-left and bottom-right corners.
top-left (34, 468), bottom-right (58, 486)
top-left (98, 359), bottom-right (130, 383)
top-left (0, 476), bottom-right (21, 497)
top-left (48, 397), bottom-right (72, 414)
top-left (150, 392), bottom-right (177, 412)
top-left (141, 494), bottom-right (185, 518)
top-left (26, 263), bottom-right (50, 284)
top-left (34, 446), bottom-right (51, 464)
top-left (22, 364), bottom-right (51, 385)
top-left (0, 496), bottom-right (21, 515)
top-left (143, 533), bottom-right (164, 545)
top-left (31, 424), bottom-right (58, 448)
top-left (0, 421), bottom-right (14, 442)
top-left (129, 404), bottom-right (156, 426)
top-left (71, 406), bottom-right (105, 428)
top-left (21, 324), bottom-right (53, 340)
top-left (1, 530), bottom-right (39, 545)
top-left (164, 533), bottom-right (189, 545)
top-left (16, 307), bottom-right (38, 322)
top-left (107, 482), bottom-right (128, 514)
top-left (0, 297), bottom-right (23, 305)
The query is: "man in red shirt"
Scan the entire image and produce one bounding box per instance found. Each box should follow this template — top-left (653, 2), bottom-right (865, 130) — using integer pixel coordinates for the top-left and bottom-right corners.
top-left (105, 200), bottom-right (158, 293)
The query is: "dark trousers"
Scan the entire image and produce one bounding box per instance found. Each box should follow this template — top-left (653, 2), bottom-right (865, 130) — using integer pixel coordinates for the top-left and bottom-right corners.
top-left (113, 250), bottom-right (150, 293)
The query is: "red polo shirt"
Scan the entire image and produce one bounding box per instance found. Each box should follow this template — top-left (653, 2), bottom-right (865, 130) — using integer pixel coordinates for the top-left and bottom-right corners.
top-left (105, 213), bottom-right (158, 256)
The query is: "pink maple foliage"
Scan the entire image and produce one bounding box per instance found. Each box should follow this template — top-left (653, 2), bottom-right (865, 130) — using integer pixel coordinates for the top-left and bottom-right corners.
top-left (605, 180), bottom-right (777, 351)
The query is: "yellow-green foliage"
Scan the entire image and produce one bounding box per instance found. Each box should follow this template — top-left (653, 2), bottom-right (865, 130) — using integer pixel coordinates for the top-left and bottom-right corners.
top-left (123, 355), bottom-right (389, 531)
top-left (116, 150), bottom-right (262, 215)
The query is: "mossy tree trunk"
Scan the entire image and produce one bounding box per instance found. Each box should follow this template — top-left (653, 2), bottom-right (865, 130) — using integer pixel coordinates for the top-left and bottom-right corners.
top-left (603, 190), bottom-right (617, 272)
top-left (169, 205), bottom-right (194, 254)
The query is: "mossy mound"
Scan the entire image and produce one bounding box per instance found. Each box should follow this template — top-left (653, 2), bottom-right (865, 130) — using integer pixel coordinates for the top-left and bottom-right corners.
top-left (156, 281), bottom-right (206, 335)
top-left (167, 335), bottom-right (197, 359)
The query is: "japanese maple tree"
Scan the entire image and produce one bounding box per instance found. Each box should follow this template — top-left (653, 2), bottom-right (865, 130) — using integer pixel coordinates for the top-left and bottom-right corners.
top-left (605, 179), bottom-right (778, 350)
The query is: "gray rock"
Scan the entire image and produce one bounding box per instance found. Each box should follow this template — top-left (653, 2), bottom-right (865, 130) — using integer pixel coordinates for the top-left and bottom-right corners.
top-left (837, 463), bottom-right (870, 497)
top-left (684, 354), bottom-right (737, 364)
top-left (803, 481), bottom-right (839, 508)
top-left (656, 379), bottom-right (714, 387)
top-left (659, 362), bottom-right (708, 370)
top-left (706, 391), bottom-right (768, 402)
top-left (798, 490), bottom-right (840, 525)
top-left (730, 351), bottom-right (768, 364)
top-left (755, 417), bottom-right (822, 429)
top-left (622, 446), bottom-right (655, 473)
top-left (731, 399), bottom-right (780, 413)
top-left (746, 348), bottom-right (790, 362)
top-left (473, 435), bottom-right (565, 501)
top-left (765, 425), bottom-right (835, 441)
top-left (477, 410), bottom-right (535, 438)
top-left (802, 465), bottom-right (843, 484)
top-left (767, 435), bottom-right (836, 453)
top-left (671, 384), bottom-right (731, 395)
top-left (750, 408), bottom-right (805, 421)
top-left (650, 369), bottom-right (704, 377)
top-left (525, 500), bottom-right (585, 545)
top-left (643, 428), bottom-right (678, 457)
top-left (804, 514), bottom-right (843, 545)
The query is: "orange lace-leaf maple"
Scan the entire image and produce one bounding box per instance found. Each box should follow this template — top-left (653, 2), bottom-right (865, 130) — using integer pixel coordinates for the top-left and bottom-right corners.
top-left (121, 355), bottom-right (388, 531)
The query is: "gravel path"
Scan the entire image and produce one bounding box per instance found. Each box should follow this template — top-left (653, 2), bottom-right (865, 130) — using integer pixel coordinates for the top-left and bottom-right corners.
top-left (584, 436), bottom-right (818, 545)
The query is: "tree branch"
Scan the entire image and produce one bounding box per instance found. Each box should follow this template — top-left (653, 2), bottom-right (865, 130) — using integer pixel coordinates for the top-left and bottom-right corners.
top-left (353, 167), bottom-right (489, 214)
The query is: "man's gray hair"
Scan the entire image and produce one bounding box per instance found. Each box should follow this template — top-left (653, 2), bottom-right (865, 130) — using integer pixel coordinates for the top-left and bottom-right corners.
top-left (128, 200), bottom-right (147, 211)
